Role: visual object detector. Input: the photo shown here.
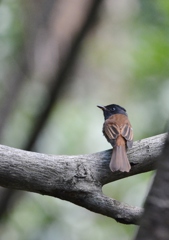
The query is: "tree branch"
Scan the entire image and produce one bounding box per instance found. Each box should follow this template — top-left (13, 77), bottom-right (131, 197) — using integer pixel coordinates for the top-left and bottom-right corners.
top-left (0, 133), bottom-right (166, 224)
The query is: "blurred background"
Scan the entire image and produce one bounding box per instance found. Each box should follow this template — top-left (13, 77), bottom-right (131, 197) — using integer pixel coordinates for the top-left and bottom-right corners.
top-left (0, 0), bottom-right (168, 239)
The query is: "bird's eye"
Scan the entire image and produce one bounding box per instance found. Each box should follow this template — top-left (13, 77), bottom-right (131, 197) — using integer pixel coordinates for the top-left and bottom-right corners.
top-left (113, 108), bottom-right (116, 111)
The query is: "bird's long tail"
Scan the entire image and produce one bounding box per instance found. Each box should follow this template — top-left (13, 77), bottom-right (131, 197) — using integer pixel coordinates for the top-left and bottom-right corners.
top-left (109, 145), bottom-right (131, 172)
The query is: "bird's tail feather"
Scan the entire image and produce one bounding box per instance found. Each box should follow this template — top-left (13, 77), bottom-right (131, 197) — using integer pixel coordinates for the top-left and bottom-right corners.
top-left (109, 145), bottom-right (131, 172)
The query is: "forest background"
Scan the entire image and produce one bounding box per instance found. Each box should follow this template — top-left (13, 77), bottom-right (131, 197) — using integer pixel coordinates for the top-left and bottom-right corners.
top-left (0, 1), bottom-right (168, 240)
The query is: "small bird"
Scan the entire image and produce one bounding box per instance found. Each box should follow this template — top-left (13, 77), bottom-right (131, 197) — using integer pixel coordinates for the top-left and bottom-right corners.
top-left (97, 104), bottom-right (133, 172)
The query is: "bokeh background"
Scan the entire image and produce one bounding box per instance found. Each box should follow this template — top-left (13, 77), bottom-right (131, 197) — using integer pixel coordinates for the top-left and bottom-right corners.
top-left (0, 0), bottom-right (168, 239)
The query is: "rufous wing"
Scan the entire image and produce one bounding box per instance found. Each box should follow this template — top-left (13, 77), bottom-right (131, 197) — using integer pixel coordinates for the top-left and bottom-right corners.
top-left (121, 124), bottom-right (133, 148)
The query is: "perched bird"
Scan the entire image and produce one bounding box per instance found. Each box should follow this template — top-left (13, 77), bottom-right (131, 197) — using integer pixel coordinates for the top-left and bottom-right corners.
top-left (97, 104), bottom-right (133, 172)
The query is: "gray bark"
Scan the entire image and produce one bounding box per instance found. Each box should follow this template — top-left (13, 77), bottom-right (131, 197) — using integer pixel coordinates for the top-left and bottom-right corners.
top-left (135, 133), bottom-right (169, 239)
top-left (0, 133), bottom-right (166, 224)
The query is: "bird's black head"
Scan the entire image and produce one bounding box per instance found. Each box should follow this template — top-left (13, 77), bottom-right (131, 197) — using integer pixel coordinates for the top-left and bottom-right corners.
top-left (97, 104), bottom-right (127, 120)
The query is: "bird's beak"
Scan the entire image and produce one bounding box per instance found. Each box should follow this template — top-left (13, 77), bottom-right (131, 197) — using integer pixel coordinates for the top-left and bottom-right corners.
top-left (97, 105), bottom-right (107, 111)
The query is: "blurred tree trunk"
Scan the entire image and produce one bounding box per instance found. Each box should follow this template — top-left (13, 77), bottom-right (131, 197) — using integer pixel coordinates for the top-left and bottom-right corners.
top-left (0, 0), bottom-right (103, 221)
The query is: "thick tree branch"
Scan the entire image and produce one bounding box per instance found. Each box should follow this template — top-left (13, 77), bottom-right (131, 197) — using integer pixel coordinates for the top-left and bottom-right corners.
top-left (0, 133), bottom-right (166, 224)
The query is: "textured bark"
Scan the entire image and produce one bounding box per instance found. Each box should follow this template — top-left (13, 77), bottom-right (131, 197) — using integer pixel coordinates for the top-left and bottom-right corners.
top-left (135, 133), bottom-right (169, 239)
top-left (0, 133), bottom-right (166, 224)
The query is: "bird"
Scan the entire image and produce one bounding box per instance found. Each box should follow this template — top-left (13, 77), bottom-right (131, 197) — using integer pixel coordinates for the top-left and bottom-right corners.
top-left (97, 104), bottom-right (133, 172)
